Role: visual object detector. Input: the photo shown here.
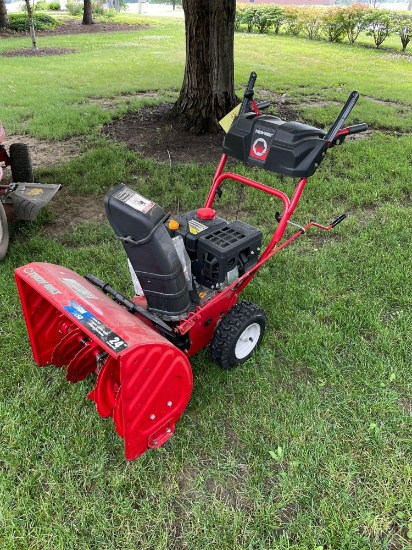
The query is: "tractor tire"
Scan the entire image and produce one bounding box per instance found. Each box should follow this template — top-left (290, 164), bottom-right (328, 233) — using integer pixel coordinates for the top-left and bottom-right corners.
top-left (9, 143), bottom-right (34, 183)
top-left (210, 301), bottom-right (267, 370)
top-left (0, 202), bottom-right (9, 260)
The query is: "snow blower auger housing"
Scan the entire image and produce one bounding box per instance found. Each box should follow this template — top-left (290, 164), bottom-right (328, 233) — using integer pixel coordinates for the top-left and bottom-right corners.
top-left (15, 73), bottom-right (368, 460)
top-left (0, 120), bottom-right (61, 260)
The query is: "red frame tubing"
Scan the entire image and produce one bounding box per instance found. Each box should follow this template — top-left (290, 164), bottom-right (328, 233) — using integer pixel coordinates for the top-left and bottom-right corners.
top-left (179, 137), bottom-right (345, 343)
top-left (15, 263), bottom-right (193, 460)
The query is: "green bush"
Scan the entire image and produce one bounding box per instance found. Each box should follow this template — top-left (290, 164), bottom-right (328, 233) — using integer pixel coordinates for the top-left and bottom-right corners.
top-left (66, 1), bottom-right (82, 16)
top-left (364, 8), bottom-right (393, 48)
top-left (339, 2), bottom-right (369, 44)
top-left (48, 1), bottom-right (61, 10)
top-left (34, 1), bottom-right (49, 11)
top-left (92, 0), bottom-right (105, 15)
top-left (234, 3), bottom-right (410, 52)
top-left (393, 12), bottom-right (412, 52)
top-left (321, 6), bottom-right (346, 42)
top-left (282, 6), bottom-right (303, 36)
top-left (8, 12), bottom-right (59, 31)
top-left (297, 6), bottom-right (323, 40)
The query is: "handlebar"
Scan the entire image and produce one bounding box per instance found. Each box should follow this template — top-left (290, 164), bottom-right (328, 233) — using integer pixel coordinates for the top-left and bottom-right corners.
top-left (344, 123), bottom-right (368, 135)
top-left (239, 72), bottom-right (257, 115)
top-left (325, 91), bottom-right (360, 142)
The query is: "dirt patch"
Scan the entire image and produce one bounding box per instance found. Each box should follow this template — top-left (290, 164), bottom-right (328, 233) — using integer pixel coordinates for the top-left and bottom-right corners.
top-left (103, 103), bottom-right (225, 165)
top-left (0, 17), bottom-right (147, 56)
top-left (1, 46), bottom-right (77, 57)
top-left (1, 134), bottom-right (83, 182)
top-left (45, 191), bottom-right (106, 238)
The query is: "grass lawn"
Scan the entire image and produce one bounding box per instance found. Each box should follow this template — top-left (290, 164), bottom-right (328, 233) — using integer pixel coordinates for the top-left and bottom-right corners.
top-left (0, 15), bottom-right (411, 549)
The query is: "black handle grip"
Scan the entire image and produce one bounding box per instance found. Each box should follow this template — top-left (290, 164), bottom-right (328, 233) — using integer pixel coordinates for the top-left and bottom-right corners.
top-left (85, 274), bottom-right (173, 333)
top-left (256, 100), bottom-right (270, 111)
top-left (85, 273), bottom-right (106, 289)
top-left (331, 214), bottom-right (347, 228)
top-left (239, 71), bottom-right (257, 115)
top-left (347, 123), bottom-right (368, 135)
top-left (326, 91), bottom-right (359, 143)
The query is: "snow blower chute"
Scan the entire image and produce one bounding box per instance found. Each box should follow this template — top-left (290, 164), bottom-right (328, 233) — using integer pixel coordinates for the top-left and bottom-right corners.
top-left (15, 74), bottom-right (368, 460)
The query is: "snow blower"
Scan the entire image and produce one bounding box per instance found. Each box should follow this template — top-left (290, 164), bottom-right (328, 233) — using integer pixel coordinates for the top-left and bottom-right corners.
top-left (15, 74), bottom-right (368, 460)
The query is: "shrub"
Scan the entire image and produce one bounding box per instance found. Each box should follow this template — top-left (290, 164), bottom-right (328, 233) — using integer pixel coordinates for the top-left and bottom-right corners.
top-left (265, 5), bottom-right (284, 35)
top-left (241, 6), bottom-right (259, 33)
top-left (364, 8), bottom-right (393, 48)
top-left (48, 1), bottom-right (61, 10)
top-left (66, 1), bottom-right (82, 15)
top-left (34, 1), bottom-right (49, 11)
top-left (8, 12), bottom-right (59, 31)
top-left (92, 0), bottom-right (105, 15)
top-left (392, 11), bottom-right (412, 52)
top-left (321, 6), bottom-right (346, 42)
top-left (339, 3), bottom-right (369, 44)
top-left (298, 7), bottom-right (323, 40)
top-left (282, 6), bottom-right (303, 36)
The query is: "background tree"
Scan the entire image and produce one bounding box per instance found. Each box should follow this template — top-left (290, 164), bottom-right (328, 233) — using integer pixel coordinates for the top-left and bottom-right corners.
top-left (24, 0), bottom-right (38, 50)
top-left (83, 0), bottom-right (94, 25)
top-left (170, 0), bottom-right (237, 134)
top-left (0, 0), bottom-right (10, 29)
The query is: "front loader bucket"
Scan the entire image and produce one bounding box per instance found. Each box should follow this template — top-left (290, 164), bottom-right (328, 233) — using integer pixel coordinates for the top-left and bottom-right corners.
top-left (15, 262), bottom-right (193, 460)
top-left (8, 183), bottom-right (61, 221)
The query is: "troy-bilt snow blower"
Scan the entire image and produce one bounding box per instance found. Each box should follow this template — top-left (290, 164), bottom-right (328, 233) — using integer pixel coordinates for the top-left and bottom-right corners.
top-left (15, 74), bottom-right (368, 460)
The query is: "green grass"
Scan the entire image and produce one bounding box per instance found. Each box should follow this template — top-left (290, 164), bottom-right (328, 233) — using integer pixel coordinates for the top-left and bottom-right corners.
top-left (1, 17), bottom-right (411, 549)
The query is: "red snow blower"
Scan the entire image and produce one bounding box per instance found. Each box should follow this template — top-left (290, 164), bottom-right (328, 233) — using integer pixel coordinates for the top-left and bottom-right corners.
top-left (15, 74), bottom-right (368, 460)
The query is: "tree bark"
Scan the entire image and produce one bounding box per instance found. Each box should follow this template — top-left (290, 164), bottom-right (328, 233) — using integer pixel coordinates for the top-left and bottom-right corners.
top-left (170, 0), bottom-right (237, 134)
top-left (82, 0), bottom-right (94, 25)
top-left (0, 0), bottom-right (9, 29)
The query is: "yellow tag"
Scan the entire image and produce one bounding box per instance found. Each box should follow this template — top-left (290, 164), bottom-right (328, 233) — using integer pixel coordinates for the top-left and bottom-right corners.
top-left (219, 104), bottom-right (241, 133)
top-left (26, 188), bottom-right (43, 197)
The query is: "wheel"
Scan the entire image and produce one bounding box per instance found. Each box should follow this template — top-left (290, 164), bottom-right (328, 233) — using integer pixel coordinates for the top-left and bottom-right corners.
top-left (0, 202), bottom-right (9, 260)
top-left (210, 301), bottom-right (267, 370)
top-left (9, 143), bottom-right (34, 183)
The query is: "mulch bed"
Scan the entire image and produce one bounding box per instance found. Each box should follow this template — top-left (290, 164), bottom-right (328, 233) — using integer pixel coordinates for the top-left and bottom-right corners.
top-left (0, 17), bottom-right (146, 57)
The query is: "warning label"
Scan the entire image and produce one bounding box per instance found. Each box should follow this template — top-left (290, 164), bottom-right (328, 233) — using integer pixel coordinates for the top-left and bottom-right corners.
top-left (188, 219), bottom-right (208, 235)
top-left (114, 186), bottom-right (155, 214)
top-left (61, 278), bottom-right (97, 299)
top-left (63, 300), bottom-right (128, 352)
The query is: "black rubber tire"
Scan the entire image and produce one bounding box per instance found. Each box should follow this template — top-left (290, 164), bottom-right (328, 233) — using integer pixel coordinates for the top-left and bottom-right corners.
top-left (0, 202), bottom-right (9, 261)
top-left (210, 301), bottom-right (267, 370)
top-left (9, 143), bottom-right (34, 183)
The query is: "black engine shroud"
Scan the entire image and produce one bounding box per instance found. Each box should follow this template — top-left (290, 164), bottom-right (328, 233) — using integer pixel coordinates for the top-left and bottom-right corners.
top-left (223, 113), bottom-right (328, 178)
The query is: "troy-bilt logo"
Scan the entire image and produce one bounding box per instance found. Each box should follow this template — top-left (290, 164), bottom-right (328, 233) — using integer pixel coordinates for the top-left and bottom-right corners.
top-left (249, 127), bottom-right (274, 162)
top-left (23, 267), bottom-right (61, 295)
top-left (252, 138), bottom-right (268, 157)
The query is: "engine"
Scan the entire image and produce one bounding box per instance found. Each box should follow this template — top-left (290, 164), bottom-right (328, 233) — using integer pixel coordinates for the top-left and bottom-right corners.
top-left (105, 184), bottom-right (262, 319)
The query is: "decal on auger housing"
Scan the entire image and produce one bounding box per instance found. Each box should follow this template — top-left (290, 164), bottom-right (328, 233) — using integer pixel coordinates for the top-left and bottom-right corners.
top-left (15, 73), bottom-right (368, 460)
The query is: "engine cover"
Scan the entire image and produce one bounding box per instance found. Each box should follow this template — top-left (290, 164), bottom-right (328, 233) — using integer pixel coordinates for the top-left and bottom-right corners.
top-left (193, 220), bottom-right (262, 288)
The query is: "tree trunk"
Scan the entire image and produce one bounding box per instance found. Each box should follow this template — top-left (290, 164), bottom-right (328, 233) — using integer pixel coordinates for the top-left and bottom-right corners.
top-left (24, 0), bottom-right (38, 50)
top-left (0, 0), bottom-right (9, 29)
top-left (170, 0), bottom-right (237, 134)
top-left (408, 0), bottom-right (412, 11)
top-left (82, 0), bottom-right (94, 25)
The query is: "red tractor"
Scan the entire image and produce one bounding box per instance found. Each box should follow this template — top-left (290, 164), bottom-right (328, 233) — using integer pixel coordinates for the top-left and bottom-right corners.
top-left (0, 121), bottom-right (60, 260)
